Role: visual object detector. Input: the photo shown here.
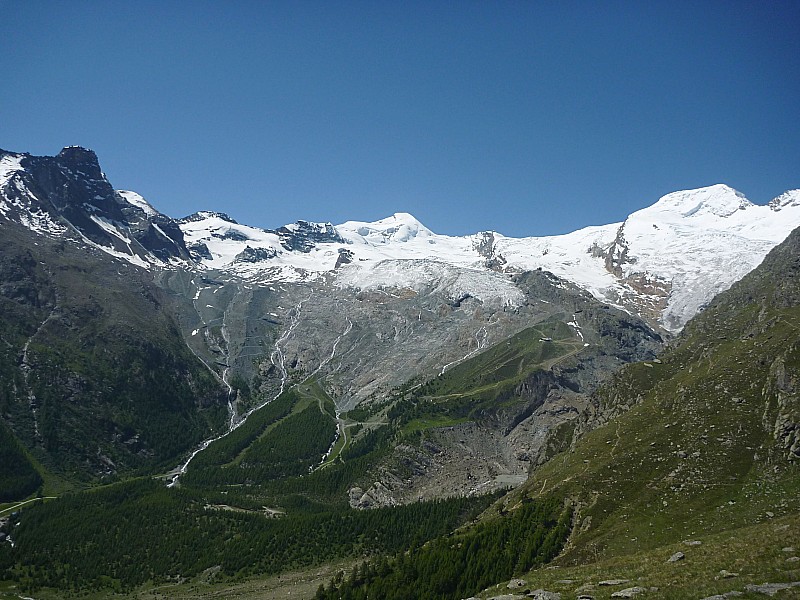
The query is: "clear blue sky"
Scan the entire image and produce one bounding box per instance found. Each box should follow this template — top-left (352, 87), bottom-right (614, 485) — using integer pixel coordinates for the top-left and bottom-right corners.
top-left (2, 1), bottom-right (798, 237)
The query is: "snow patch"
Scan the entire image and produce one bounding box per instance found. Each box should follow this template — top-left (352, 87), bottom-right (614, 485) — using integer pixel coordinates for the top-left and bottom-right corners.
top-left (118, 190), bottom-right (159, 217)
top-left (336, 259), bottom-right (524, 308)
top-left (0, 154), bottom-right (24, 188)
top-left (90, 215), bottom-right (133, 243)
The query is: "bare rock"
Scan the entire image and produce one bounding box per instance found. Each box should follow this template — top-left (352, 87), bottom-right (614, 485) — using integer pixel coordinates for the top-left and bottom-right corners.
top-left (718, 570), bottom-right (739, 579)
top-left (528, 590), bottom-right (561, 600)
top-left (744, 582), bottom-right (800, 596)
top-left (611, 587), bottom-right (647, 598)
top-left (667, 551), bottom-right (685, 562)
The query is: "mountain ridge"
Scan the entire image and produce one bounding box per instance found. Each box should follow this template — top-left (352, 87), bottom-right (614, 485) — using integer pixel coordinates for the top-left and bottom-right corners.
top-left (2, 146), bottom-right (798, 332)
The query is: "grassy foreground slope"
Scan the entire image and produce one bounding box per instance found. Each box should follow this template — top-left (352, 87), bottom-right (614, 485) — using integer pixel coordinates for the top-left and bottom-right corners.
top-left (495, 226), bottom-right (800, 596)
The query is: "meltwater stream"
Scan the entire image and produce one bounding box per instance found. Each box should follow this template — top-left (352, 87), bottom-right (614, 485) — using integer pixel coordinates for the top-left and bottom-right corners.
top-left (166, 291), bottom-right (311, 487)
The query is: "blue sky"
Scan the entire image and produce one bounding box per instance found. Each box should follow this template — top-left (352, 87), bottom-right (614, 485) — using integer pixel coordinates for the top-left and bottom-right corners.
top-left (2, 1), bottom-right (799, 237)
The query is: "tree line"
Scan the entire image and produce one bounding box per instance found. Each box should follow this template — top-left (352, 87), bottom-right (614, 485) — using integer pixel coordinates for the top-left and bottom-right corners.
top-left (316, 497), bottom-right (573, 600)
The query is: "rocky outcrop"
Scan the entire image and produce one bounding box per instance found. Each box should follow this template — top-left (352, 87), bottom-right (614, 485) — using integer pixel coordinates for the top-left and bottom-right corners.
top-left (274, 220), bottom-right (345, 252)
top-left (763, 352), bottom-right (800, 461)
top-left (0, 147), bottom-right (193, 263)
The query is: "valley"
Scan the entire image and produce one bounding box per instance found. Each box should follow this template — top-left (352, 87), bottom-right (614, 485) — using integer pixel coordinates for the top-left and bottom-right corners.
top-left (0, 146), bottom-right (798, 599)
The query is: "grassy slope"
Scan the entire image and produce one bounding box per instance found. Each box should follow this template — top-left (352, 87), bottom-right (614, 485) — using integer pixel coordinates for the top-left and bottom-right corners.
top-left (392, 319), bottom-right (581, 435)
top-left (485, 229), bottom-right (800, 597)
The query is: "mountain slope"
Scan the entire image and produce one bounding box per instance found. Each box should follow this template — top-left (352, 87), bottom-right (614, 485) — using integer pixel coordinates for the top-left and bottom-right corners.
top-left (2, 144), bottom-right (798, 493)
top-left (0, 218), bottom-right (228, 486)
top-left (489, 225), bottom-right (800, 594)
top-left (311, 228), bottom-right (800, 600)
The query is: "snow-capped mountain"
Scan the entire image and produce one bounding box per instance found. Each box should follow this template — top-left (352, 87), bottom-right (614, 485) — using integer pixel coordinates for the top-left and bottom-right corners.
top-left (0, 146), bottom-right (191, 267)
top-left (2, 146), bottom-right (799, 331)
top-left (175, 184), bottom-right (800, 331)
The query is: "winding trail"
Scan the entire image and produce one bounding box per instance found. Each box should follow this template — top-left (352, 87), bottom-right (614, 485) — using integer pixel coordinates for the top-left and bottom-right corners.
top-left (0, 496), bottom-right (57, 517)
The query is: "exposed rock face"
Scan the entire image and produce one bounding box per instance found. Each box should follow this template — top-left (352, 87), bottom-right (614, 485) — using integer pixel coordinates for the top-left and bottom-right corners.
top-left (604, 223), bottom-right (633, 279)
top-left (335, 248), bottom-right (354, 268)
top-left (274, 220), bottom-right (345, 252)
top-left (234, 245), bottom-right (278, 263)
top-left (0, 147), bottom-right (192, 263)
top-left (474, 231), bottom-right (508, 271)
top-left (764, 351), bottom-right (800, 461)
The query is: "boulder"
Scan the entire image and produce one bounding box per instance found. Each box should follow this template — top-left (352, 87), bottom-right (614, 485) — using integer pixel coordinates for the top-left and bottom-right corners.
top-left (611, 587), bottom-right (647, 598)
top-left (667, 551), bottom-right (685, 562)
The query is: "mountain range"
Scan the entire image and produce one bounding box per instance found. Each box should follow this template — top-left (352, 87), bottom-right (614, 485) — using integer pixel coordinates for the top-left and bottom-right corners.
top-left (0, 146), bottom-right (798, 598)
top-left (2, 146), bottom-right (799, 333)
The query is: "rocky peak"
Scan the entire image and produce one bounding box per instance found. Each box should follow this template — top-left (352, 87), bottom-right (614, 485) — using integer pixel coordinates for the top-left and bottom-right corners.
top-left (604, 223), bottom-right (632, 278)
top-left (180, 211), bottom-right (239, 224)
top-left (473, 231), bottom-right (508, 271)
top-left (274, 220), bottom-right (345, 253)
top-left (0, 146), bottom-right (193, 265)
top-left (769, 190), bottom-right (800, 211)
top-left (56, 146), bottom-right (103, 179)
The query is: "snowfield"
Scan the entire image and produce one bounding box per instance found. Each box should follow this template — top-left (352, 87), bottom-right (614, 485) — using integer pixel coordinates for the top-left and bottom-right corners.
top-left (177, 185), bottom-right (800, 330)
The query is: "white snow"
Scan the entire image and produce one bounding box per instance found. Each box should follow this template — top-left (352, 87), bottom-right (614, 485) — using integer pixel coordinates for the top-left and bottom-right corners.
top-left (180, 213), bottom-right (284, 269)
top-left (606, 185), bottom-right (800, 330)
top-left (567, 315), bottom-right (584, 341)
top-left (0, 153), bottom-right (24, 188)
top-left (337, 259), bottom-right (525, 308)
top-left (338, 212), bottom-right (434, 244)
top-left (0, 176), bottom-right (67, 235)
top-left (175, 185), bottom-right (800, 330)
top-left (118, 190), bottom-right (159, 217)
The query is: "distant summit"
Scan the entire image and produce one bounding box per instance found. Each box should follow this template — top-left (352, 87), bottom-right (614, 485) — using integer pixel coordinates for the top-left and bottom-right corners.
top-left (643, 184), bottom-right (752, 219)
top-left (338, 212), bottom-right (434, 244)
